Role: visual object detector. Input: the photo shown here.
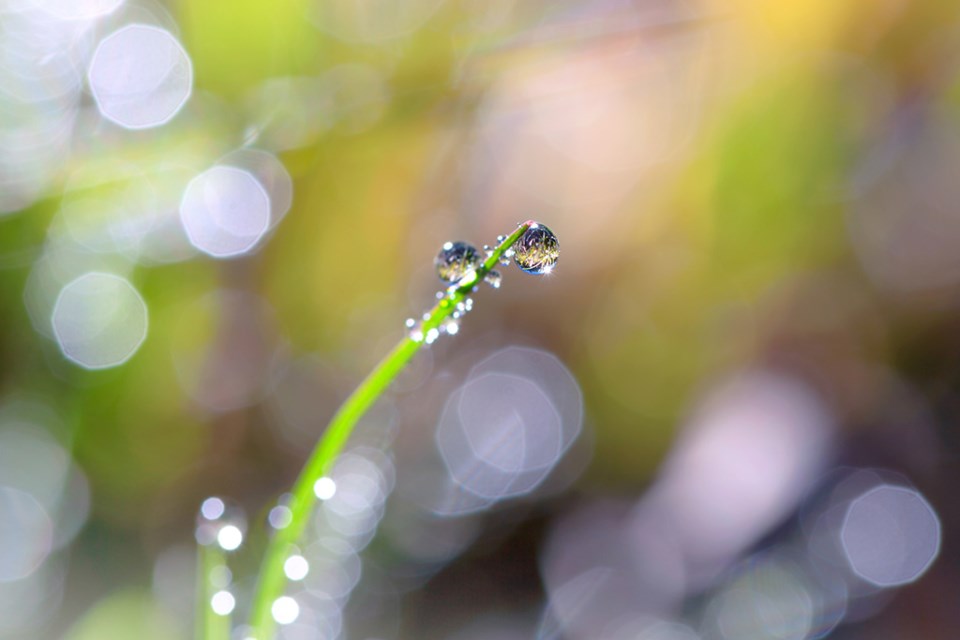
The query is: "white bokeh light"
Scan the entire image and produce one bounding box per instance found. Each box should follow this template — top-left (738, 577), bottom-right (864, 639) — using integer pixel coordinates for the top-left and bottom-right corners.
top-left (87, 24), bottom-right (192, 129)
top-left (0, 487), bottom-right (53, 582)
top-left (268, 505), bottom-right (293, 530)
top-left (283, 555), bottom-right (309, 581)
top-left (430, 347), bottom-right (583, 514)
top-left (200, 497), bottom-right (226, 521)
top-left (320, 450), bottom-right (394, 547)
top-left (179, 166), bottom-right (271, 258)
top-left (210, 590), bottom-right (235, 616)
top-left (438, 373), bottom-right (563, 500)
top-left (217, 525), bottom-right (243, 552)
top-left (218, 149), bottom-right (293, 230)
top-left (314, 477), bottom-right (337, 501)
top-left (271, 596), bottom-right (300, 625)
top-left (840, 485), bottom-right (940, 587)
top-left (51, 272), bottom-right (148, 369)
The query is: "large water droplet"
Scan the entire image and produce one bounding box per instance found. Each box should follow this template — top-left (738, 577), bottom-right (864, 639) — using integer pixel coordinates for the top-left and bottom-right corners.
top-left (513, 223), bottom-right (559, 274)
top-left (435, 241), bottom-right (481, 283)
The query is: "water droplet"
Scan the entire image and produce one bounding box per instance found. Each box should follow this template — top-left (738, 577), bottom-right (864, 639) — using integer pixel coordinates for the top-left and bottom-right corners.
top-left (435, 241), bottom-right (481, 283)
top-left (496, 235), bottom-right (506, 243)
top-left (445, 319), bottom-right (460, 335)
top-left (435, 291), bottom-right (444, 300)
top-left (465, 298), bottom-right (474, 311)
top-left (484, 270), bottom-right (502, 289)
top-left (410, 329), bottom-right (424, 343)
top-left (425, 328), bottom-right (440, 344)
top-left (196, 497), bottom-right (246, 551)
top-left (404, 318), bottom-right (415, 328)
top-left (513, 223), bottom-right (559, 274)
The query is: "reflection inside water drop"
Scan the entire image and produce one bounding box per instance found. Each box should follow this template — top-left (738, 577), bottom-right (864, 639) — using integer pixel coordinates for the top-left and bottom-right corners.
top-left (514, 223), bottom-right (559, 274)
top-left (435, 241), bottom-right (480, 283)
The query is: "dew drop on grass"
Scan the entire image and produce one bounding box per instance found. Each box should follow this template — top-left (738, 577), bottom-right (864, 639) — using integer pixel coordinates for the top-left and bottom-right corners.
top-left (514, 223), bottom-right (559, 274)
top-left (435, 241), bottom-right (481, 283)
top-left (484, 270), bottom-right (502, 289)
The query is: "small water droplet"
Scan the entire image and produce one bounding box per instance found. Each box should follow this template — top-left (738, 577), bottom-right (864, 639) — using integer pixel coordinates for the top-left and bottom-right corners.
top-left (410, 329), bottom-right (424, 343)
top-left (445, 319), bottom-right (460, 335)
top-left (435, 241), bottom-right (481, 283)
top-left (196, 497), bottom-right (247, 551)
top-left (465, 298), bottom-right (474, 311)
top-left (452, 311), bottom-right (461, 319)
top-left (496, 234), bottom-right (506, 243)
top-left (513, 223), bottom-right (559, 274)
top-left (484, 270), bottom-right (502, 289)
top-left (404, 318), bottom-right (415, 328)
top-left (435, 291), bottom-right (444, 299)
top-left (425, 327), bottom-right (440, 344)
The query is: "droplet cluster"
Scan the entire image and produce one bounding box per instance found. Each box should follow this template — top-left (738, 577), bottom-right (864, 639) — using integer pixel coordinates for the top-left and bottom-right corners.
top-left (408, 222), bottom-right (558, 343)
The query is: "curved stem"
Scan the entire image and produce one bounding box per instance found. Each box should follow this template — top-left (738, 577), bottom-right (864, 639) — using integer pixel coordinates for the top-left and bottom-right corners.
top-left (246, 221), bottom-right (532, 639)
